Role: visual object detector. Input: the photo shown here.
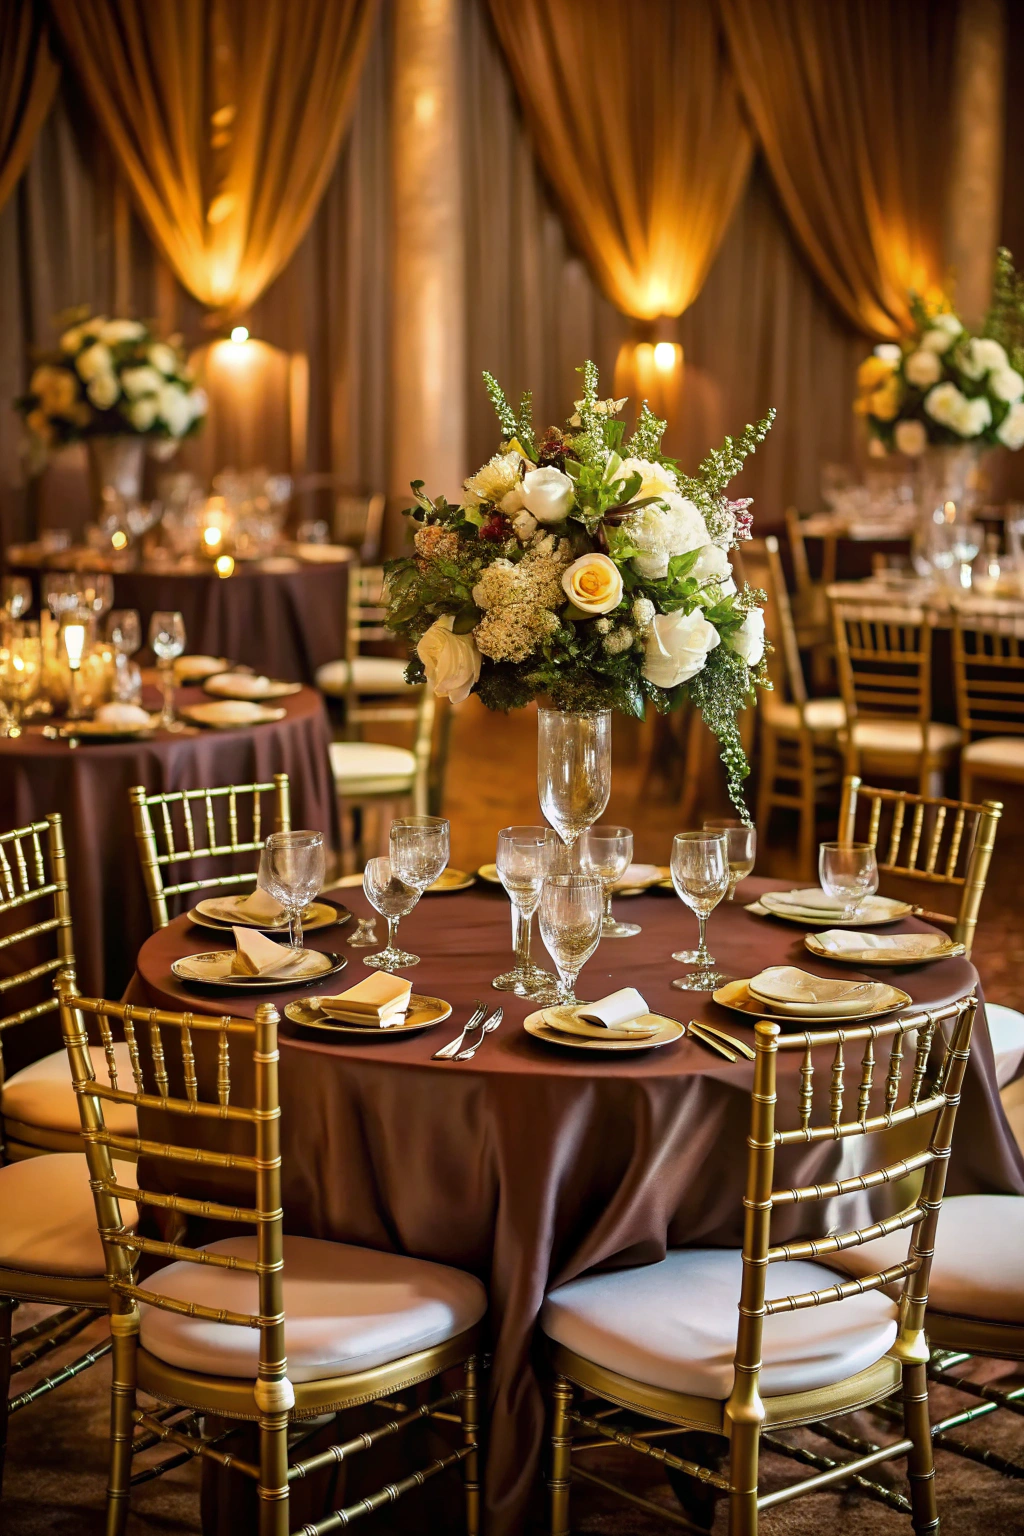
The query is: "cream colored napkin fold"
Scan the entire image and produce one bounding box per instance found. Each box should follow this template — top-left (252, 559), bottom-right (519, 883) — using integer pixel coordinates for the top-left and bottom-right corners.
top-left (816, 929), bottom-right (945, 957)
top-left (234, 888), bottom-right (286, 924)
top-left (748, 966), bottom-right (873, 1006)
top-left (575, 988), bottom-right (650, 1029)
top-left (93, 702), bottom-right (152, 727)
top-left (318, 973), bottom-right (412, 1026)
top-left (768, 887), bottom-right (848, 914)
top-left (209, 673), bottom-right (274, 697)
top-left (230, 927), bottom-right (312, 977)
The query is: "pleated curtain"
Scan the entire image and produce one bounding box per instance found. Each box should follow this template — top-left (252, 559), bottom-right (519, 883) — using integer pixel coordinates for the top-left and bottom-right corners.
top-left (0, 0), bottom-right (60, 212)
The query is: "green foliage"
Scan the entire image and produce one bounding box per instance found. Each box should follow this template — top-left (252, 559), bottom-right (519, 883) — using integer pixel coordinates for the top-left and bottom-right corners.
top-left (678, 411), bottom-right (776, 508)
top-left (626, 402), bottom-right (668, 460)
top-left (984, 248), bottom-right (1024, 375)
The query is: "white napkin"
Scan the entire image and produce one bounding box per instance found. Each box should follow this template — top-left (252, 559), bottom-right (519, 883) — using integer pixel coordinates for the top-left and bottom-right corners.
top-left (208, 673), bottom-right (275, 698)
top-left (575, 988), bottom-right (650, 1028)
top-left (318, 973), bottom-right (412, 1026)
top-left (230, 927), bottom-right (313, 977)
top-left (93, 702), bottom-right (152, 728)
top-left (749, 967), bottom-right (873, 1006)
top-left (817, 929), bottom-right (946, 957)
top-left (770, 888), bottom-right (849, 914)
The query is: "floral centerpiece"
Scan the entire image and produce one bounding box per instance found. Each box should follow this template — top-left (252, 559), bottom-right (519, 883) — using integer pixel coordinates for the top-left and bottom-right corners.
top-left (385, 362), bottom-right (774, 812)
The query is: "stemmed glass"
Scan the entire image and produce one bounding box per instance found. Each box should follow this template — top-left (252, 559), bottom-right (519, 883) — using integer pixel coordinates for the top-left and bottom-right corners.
top-left (0, 623), bottom-right (41, 736)
top-left (578, 824), bottom-right (639, 937)
top-left (388, 815), bottom-right (450, 966)
top-left (362, 857), bottom-right (421, 972)
top-left (149, 611), bottom-right (186, 730)
top-left (819, 842), bottom-right (878, 921)
top-left (538, 708), bottom-right (611, 847)
top-left (538, 873), bottom-right (604, 1005)
top-left (703, 818), bottom-right (756, 902)
top-left (77, 573), bottom-right (114, 619)
top-left (45, 573), bottom-right (83, 620)
top-left (492, 825), bottom-right (561, 998)
top-left (258, 830), bottom-right (326, 950)
top-left (1, 577), bottom-right (31, 622)
top-left (670, 831), bottom-right (731, 991)
top-left (950, 523), bottom-right (983, 589)
top-left (106, 609), bottom-right (141, 656)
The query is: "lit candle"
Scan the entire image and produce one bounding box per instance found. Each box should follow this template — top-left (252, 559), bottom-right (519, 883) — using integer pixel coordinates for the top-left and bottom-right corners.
top-left (214, 554), bottom-right (235, 578)
top-left (63, 623), bottom-right (86, 671)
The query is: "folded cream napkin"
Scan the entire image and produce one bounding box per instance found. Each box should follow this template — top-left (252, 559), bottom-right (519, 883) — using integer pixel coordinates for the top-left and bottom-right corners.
top-left (769, 888), bottom-right (849, 914)
top-left (575, 988), bottom-right (651, 1029)
top-left (318, 973), bottom-right (412, 1026)
top-left (208, 673), bottom-right (274, 697)
top-left (749, 967), bottom-right (873, 1006)
top-left (230, 926), bottom-right (310, 978)
top-left (93, 702), bottom-right (152, 728)
top-left (233, 888), bottom-right (286, 923)
top-left (816, 929), bottom-right (946, 957)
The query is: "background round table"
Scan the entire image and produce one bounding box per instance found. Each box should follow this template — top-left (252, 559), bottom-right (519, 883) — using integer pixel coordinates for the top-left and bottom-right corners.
top-left (0, 684), bottom-right (338, 1010)
top-left (129, 876), bottom-right (1024, 1536)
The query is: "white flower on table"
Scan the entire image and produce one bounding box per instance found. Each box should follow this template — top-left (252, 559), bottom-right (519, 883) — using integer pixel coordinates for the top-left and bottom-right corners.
top-left (99, 319), bottom-right (146, 345)
top-left (519, 466), bottom-right (574, 524)
top-left (75, 342), bottom-right (114, 382)
top-left (920, 317), bottom-right (961, 354)
top-left (619, 456), bottom-right (679, 502)
top-left (561, 553), bottom-right (623, 615)
top-left (158, 383), bottom-right (193, 436)
top-left (416, 614), bottom-right (481, 703)
top-left (642, 609), bottom-right (720, 689)
top-left (925, 381), bottom-right (990, 437)
top-left (627, 493), bottom-right (708, 580)
top-left (727, 608), bottom-right (765, 667)
top-left (894, 419), bottom-right (928, 456)
top-left (121, 365), bottom-right (163, 399)
top-left (690, 544), bottom-right (731, 583)
top-left (148, 342), bottom-right (180, 376)
top-left (125, 397), bottom-right (159, 432)
top-left (873, 343), bottom-right (903, 363)
top-left (959, 337), bottom-right (1008, 379)
top-left (86, 372), bottom-right (120, 410)
top-left (997, 401), bottom-right (1024, 451)
top-left (990, 367), bottom-right (1024, 404)
top-left (904, 349), bottom-right (942, 388)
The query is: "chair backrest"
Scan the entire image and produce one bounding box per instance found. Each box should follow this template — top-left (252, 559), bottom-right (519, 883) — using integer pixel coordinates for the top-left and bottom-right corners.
top-left (345, 563), bottom-right (422, 730)
top-left (952, 601), bottom-right (1024, 740)
top-left (0, 813), bottom-right (75, 1126)
top-left (830, 598), bottom-right (932, 726)
top-left (56, 972), bottom-right (288, 1409)
top-left (129, 775), bottom-right (291, 930)
top-left (743, 535), bottom-right (809, 711)
top-left (838, 774), bottom-right (1001, 955)
top-left (785, 507), bottom-right (837, 591)
top-left (334, 493), bottom-right (386, 563)
top-left (729, 993), bottom-right (977, 1428)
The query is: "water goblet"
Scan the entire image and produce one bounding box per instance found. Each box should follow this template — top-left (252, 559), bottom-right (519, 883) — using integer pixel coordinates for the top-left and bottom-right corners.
top-left (44, 573), bottom-right (82, 620)
top-left (538, 873), bottom-right (604, 1006)
top-left (1, 577), bottom-right (31, 622)
top-left (388, 815), bottom-right (449, 965)
top-left (78, 573), bottom-right (114, 619)
top-left (703, 818), bottom-right (756, 902)
top-left (148, 610), bottom-right (186, 730)
top-left (106, 609), bottom-right (141, 656)
top-left (578, 824), bottom-right (639, 937)
top-left (362, 857), bottom-right (421, 971)
top-left (670, 831), bottom-right (731, 991)
top-left (538, 707), bottom-right (611, 847)
top-left (492, 826), bottom-right (561, 999)
top-left (819, 841), bottom-right (878, 921)
top-left (258, 830), bottom-right (326, 950)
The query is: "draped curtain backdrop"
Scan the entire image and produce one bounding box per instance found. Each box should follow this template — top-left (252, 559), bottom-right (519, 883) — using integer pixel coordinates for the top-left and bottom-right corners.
top-left (719, 0), bottom-right (957, 339)
top-left (0, 0), bottom-right (60, 212)
top-left (47, 0), bottom-right (379, 320)
top-left (482, 0), bottom-right (752, 324)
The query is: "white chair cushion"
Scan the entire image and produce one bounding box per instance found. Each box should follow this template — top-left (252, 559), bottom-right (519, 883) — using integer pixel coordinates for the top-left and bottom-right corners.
top-left (3, 1043), bottom-right (138, 1137)
top-left (541, 1249), bottom-right (898, 1401)
top-left (828, 1196), bottom-right (1024, 1325)
top-left (849, 719), bottom-right (962, 754)
top-left (986, 1003), bottom-right (1024, 1089)
top-left (962, 736), bottom-right (1024, 769)
top-left (765, 698), bottom-right (846, 733)
top-left (329, 740), bottom-right (417, 788)
top-left (0, 1154), bottom-right (137, 1276)
top-left (316, 657), bottom-right (412, 697)
top-left (139, 1235), bottom-right (487, 1383)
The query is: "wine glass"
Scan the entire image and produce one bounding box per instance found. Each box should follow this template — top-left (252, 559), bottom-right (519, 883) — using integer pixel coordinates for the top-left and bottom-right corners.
top-left (105, 609), bottom-right (141, 656)
top-left (577, 824), bottom-right (639, 937)
top-left (148, 610), bottom-right (186, 730)
top-left (388, 815), bottom-right (450, 965)
top-left (258, 830), bottom-right (326, 950)
top-left (493, 825), bottom-right (561, 998)
top-left (703, 818), bottom-right (756, 902)
top-left (670, 831), bottom-right (731, 991)
top-left (362, 856), bottom-right (421, 971)
top-left (950, 522), bottom-right (983, 589)
top-left (44, 573), bottom-right (82, 620)
top-left (819, 841), bottom-right (878, 921)
top-left (0, 624), bottom-right (41, 736)
top-left (77, 573), bottom-right (114, 618)
top-left (538, 708), bottom-right (611, 847)
top-left (538, 873), bottom-right (604, 1005)
top-left (1, 577), bottom-right (31, 622)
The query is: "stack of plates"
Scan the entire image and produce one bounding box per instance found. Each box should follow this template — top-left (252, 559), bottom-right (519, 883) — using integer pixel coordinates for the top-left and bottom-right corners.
top-left (188, 896), bottom-right (345, 934)
top-left (203, 673), bottom-right (302, 701)
top-left (178, 700), bottom-right (287, 729)
top-left (805, 931), bottom-right (963, 965)
top-left (172, 949), bottom-right (345, 988)
top-left (284, 995), bottom-right (451, 1037)
top-left (714, 966), bottom-right (910, 1023)
top-left (758, 889), bottom-right (912, 927)
top-left (524, 1005), bottom-right (683, 1052)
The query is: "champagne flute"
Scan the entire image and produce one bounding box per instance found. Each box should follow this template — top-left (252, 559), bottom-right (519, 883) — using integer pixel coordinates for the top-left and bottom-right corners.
top-left (258, 830), bottom-right (326, 949)
top-left (362, 856), bottom-right (421, 971)
top-left (703, 818), bottom-right (756, 902)
top-left (538, 873), bottom-right (604, 1005)
top-left (388, 815), bottom-right (450, 965)
top-left (819, 841), bottom-right (878, 921)
top-left (577, 824), bottom-right (639, 937)
top-left (492, 825), bottom-right (561, 998)
top-left (538, 708), bottom-right (611, 847)
top-left (149, 610), bottom-right (186, 730)
top-left (670, 831), bottom-right (731, 991)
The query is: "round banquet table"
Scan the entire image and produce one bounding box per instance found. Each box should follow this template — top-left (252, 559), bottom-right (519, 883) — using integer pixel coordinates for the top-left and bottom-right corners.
top-left (127, 876), bottom-right (1024, 1536)
top-left (0, 685), bottom-right (338, 1007)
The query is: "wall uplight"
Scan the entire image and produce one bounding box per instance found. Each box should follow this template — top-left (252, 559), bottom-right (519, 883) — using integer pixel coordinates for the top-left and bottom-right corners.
top-left (230, 326), bottom-right (249, 345)
top-left (653, 341), bottom-right (678, 372)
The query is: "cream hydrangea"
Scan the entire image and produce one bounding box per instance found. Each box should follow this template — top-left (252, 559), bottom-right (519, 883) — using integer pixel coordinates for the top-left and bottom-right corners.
top-left (625, 493), bottom-right (709, 580)
top-left (997, 402), bottom-right (1024, 450)
top-left (620, 456), bottom-right (679, 503)
top-left (463, 451), bottom-right (522, 506)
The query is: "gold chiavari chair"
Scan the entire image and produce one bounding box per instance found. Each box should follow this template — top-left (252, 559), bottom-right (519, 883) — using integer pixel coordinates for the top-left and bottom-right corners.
top-left (831, 598), bottom-right (963, 796)
top-left (952, 600), bottom-right (1024, 802)
top-left (316, 564), bottom-right (417, 736)
top-left (784, 507), bottom-right (834, 689)
top-left (329, 686), bottom-right (441, 864)
top-left (129, 774), bottom-right (291, 931)
top-left (56, 973), bottom-right (486, 1536)
top-left (540, 994), bottom-right (978, 1536)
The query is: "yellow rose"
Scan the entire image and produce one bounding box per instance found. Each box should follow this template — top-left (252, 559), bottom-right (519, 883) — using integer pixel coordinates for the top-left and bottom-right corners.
top-left (857, 354), bottom-right (896, 391)
top-left (869, 377), bottom-right (902, 421)
top-left (561, 553), bottom-right (624, 615)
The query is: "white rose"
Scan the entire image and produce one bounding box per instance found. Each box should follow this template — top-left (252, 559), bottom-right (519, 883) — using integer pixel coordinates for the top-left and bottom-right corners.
top-left (148, 342), bottom-right (179, 376)
top-left (100, 319), bottom-right (146, 345)
top-left (561, 552), bottom-right (624, 615)
top-left (86, 372), bottom-right (120, 410)
top-left (158, 383), bottom-right (193, 436)
top-left (727, 608), bottom-right (765, 667)
top-left (76, 342), bottom-right (114, 381)
top-left (990, 367), bottom-right (1024, 403)
top-left (924, 381), bottom-right (966, 428)
top-left (970, 338), bottom-right (1008, 374)
top-left (126, 397), bottom-right (158, 431)
top-left (187, 387), bottom-right (208, 421)
top-left (894, 419), bottom-right (928, 456)
top-left (642, 609), bottom-right (720, 689)
top-left (965, 395), bottom-right (992, 435)
top-left (120, 365), bottom-right (162, 399)
top-left (620, 456), bottom-right (679, 503)
top-left (690, 544), bottom-right (731, 582)
top-left (997, 401), bottom-right (1024, 451)
top-left (416, 614), bottom-right (481, 703)
top-left (873, 343), bottom-right (902, 364)
top-left (519, 466), bottom-right (574, 524)
top-left (920, 328), bottom-right (956, 355)
top-left (935, 313), bottom-right (963, 337)
top-left (904, 349), bottom-right (942, 388)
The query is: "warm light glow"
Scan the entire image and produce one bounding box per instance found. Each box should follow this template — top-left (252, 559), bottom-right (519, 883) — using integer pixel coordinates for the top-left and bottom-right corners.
top-left (653, 341), bottom-right (678, 372)
top-left (203, 525), bottom-right (224, 549)
top-left (215, 555), bottom-right (235, 578)
top-left (111, 530), bottom-right (128, 550)
top-left (230, 326), bottom-right (249, 345)
top-left (63, 623), bottom-right (86, 669)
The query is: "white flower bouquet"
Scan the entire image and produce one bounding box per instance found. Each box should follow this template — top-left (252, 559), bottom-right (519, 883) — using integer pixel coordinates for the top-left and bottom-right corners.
top-left (386, 362), bottom-right (775, 810)
top-left (856, 249), bottom-right (1024, 456)
top-left (16, 310), bottom-right (207, 455)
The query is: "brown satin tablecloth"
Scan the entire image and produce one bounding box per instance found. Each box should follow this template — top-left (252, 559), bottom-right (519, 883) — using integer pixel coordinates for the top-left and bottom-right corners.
top-left (0, 685), bottom-right (338, 1003)
top-left (128, 876), bottom-right (1024, 1536)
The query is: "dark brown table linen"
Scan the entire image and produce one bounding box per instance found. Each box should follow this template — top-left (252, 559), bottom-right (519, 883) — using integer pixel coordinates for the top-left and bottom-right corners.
top-left (127, 878), bottom-right (1022, 1536)
top-left (0, 685), bottom-right (338, 1004)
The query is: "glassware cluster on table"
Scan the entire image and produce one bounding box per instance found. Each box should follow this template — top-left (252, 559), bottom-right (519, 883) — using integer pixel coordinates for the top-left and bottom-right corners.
top-left (361, 815), bottom-right (451, 972)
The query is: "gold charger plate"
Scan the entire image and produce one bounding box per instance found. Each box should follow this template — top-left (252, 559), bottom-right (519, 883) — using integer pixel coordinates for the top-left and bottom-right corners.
top-left (426, 868), bottom-right (475, 893)
top-left (524, 1008), bottom-right (684, 1052)
top-left (172, 950), bottom-right (346, 989)
top-left (476, 863), bottom-right (501, 884)
top-left (175, 655), bottom-right (231, 683)
top-left (59, 719), bottom-right (155, 741)
top-left (203, 675), bottom-right (303, 701)
top-left (804, 933), bottom-right (964, 966)
top-left (756, 893), bottom-right (913, 928)
top-left (188, 898), bottom-right (348, 934)
top-left (712, 977), bottom-right (911, 1024)
top-left (178, 701), bottom-right (287, 729)
top-left (612, 864), bottom-right (667, 897)
top-left (284, 994), bottom-right (451, 1036)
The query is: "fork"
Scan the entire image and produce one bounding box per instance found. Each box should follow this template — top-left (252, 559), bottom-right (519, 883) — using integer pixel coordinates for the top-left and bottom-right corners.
top-left (692, 1019), bottom-right (756, 1061)
top-left (432, 1001), bottom-right (487, 1059)
top-left (686, 1021), bottom-right (738, 1062)
top-left (453, 1007), bottom-right (503, 1061)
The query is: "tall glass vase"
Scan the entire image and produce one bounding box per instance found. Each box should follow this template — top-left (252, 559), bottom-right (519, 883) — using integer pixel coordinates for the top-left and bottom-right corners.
top-left (915, 444), bottom-right (981, 525)
top-left (537, 707), bottom-right (612, 847)
top-left (86, 435), bottom-right (145, 517)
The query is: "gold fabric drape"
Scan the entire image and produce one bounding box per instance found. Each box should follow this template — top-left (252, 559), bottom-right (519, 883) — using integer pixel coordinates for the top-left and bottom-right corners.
top-left (483, 0), bottom-right (752, 321)
top-left (0, 1), bottom-right (59, 212)
top-left (47, 0), bottom-right (378, 318)
top-left (719, 0), bottom-right (956, 339)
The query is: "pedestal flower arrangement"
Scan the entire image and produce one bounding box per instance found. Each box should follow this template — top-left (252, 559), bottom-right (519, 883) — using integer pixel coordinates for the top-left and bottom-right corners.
top-left (385, 362), bottom-right (774, 814)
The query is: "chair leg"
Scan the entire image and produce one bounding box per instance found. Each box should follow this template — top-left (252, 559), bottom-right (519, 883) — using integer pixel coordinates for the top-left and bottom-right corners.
top-left (755, 727), bottom-right (775, 845)
top-left (549, 1375), bottom-right (574, 1536)
top-left (106, 1309), bottom-right (139, 1536)
top-left (461, 1355), bottom-right (481, 1536)
top-left (903, 1360), bottom-right (939, 1533)
top-left (797, 736), bottom-right (816, 880)
top-left (727, 1421), bottom-right (759, 1536)
top-left (0, 1296), bottom-right (13, 1496)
